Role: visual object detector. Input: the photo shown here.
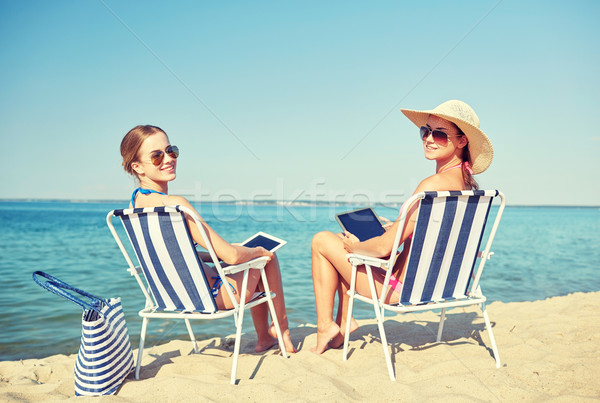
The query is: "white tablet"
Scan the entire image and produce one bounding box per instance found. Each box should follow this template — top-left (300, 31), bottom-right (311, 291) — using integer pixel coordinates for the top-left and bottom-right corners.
top-left (240, 231), bottom-right (287, 252)
top-left (335, 207), bottom-right (385, 242)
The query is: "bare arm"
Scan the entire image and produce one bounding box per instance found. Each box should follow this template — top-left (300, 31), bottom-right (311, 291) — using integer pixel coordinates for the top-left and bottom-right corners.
top-left (168, 195), bottom-right (272, 265)
top-left (341, 199), bottom-right (419, 257)
top-left (341, 176), bottom-right (442, 257)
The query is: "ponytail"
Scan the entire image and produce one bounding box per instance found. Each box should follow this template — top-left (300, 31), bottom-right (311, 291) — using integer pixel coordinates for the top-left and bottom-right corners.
top-left (461, 146), bottom-right (479, 190)
top-left (449, 122), bottom-right (479, 190)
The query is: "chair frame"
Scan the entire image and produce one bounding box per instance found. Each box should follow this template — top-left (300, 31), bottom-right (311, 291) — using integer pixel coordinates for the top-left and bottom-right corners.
top-left (106, 205), bottom-right (288, 384)
top-left (342, 190), bottom-right (505, 381)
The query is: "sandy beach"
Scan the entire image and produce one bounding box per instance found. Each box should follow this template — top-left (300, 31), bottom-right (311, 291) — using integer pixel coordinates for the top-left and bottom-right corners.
top-left (2, 291), bottom-right (599, 402)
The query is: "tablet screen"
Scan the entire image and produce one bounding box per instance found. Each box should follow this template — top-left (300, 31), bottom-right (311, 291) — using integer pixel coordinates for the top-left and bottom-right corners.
top-left (240, 232), bottom-right (286, 252)
top-left (336, 208), bottom-right (385, 242)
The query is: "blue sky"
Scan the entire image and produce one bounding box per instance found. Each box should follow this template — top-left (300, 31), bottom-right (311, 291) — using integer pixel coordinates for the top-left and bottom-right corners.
top-left (1, 1), bottom-right (598, 205)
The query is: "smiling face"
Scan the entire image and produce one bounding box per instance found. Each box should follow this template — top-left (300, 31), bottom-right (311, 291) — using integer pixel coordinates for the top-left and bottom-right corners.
top-left (130, 131), bottom-right (177, 187)
top-left (422, 114), bottom-right (467, 162)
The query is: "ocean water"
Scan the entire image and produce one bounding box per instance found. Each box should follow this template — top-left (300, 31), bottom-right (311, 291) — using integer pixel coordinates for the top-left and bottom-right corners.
top-left (1, 200), bottom-right (598, 361)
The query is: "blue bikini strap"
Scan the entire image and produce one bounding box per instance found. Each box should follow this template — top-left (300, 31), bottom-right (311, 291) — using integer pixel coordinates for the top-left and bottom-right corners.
top-left (131, 187), bottom-right (167, 208)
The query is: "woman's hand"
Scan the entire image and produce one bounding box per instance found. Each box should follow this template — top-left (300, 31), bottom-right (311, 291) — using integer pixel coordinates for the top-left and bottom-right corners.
top-left (379, 216), bottom-right (393, 231)
top-left (254, 246), bottom-right (273, 262)
top-left (341, 231), bottom-right (360, 253)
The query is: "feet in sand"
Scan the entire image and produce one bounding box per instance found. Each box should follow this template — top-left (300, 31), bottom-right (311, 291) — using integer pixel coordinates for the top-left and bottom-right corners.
top-left (255, 336), bottom-right (278, 353)
top-left (328, 317), bottom-right (359, 349)
top-left (310, 321), bottom-right (340, 354)
top-left (255, 324), bottom-right (296, 354)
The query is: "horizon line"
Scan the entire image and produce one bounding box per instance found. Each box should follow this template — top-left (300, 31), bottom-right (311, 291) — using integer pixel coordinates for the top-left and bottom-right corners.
top-left (0, 198), bottom-right (599, 208)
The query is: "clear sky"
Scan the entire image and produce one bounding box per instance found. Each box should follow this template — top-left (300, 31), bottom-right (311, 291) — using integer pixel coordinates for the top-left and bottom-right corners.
top-left (1, 1), bottom-right (598, 205)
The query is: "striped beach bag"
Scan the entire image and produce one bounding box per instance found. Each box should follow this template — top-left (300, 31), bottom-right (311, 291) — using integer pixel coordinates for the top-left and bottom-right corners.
top-left (32, 271), bottom-right (134, 396)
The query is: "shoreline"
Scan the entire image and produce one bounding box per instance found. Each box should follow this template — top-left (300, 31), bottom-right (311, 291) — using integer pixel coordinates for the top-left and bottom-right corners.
top-left (1, 291), bottom-right (599, 401)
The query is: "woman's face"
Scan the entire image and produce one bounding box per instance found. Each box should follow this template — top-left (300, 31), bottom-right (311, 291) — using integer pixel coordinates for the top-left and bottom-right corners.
top-left (131, 131), bottom-right (177, 183)
top-left (422, 115), bottom-right (466, 161)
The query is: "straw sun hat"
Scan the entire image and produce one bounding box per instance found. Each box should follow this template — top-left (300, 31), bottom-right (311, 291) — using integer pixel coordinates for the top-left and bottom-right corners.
top-left (401, 100), bottom-right (493, 174)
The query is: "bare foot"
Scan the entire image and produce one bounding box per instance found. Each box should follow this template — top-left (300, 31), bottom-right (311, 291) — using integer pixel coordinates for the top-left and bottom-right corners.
top-left (328, 317), bottom-right (359, 349)
top-left (268, 324), bottom-right (297, 353)
top-left (310, 321), bottom-right (340, 354)
top-left (255, 336), bottom-right (278, 353)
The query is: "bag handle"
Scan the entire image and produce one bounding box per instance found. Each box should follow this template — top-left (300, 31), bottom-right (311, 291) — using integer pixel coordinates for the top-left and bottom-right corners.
top-left (32, 271), bottom-right (104, 312)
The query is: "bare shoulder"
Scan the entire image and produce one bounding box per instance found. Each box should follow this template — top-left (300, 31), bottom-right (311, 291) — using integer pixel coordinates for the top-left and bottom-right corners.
top-left (414, 171), bottom-right (468, 195)
top-left (414, 174), bottom-right (446, 194)
top-left (165, 194), bottom-right (193, 209)
top-left (165, 195), bottom-right (206, 220)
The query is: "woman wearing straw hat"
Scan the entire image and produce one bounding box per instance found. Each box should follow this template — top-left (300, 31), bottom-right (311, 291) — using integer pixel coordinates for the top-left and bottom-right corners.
top-left (310, 100), bottom-right (494, 354)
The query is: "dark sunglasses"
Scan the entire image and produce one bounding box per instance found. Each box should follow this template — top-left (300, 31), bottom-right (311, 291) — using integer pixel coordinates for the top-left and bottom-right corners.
top-left (420, 126), bottom-right (462, 147)
top-left (150, 145), bottom-right (179, 166)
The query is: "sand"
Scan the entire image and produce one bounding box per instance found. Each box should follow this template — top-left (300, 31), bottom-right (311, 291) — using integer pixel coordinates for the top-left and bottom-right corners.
top-left (1, 291), bottom-right (599, 402)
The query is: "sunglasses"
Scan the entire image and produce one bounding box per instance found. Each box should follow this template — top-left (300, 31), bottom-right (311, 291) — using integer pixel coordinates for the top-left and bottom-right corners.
top-left (420, 126), bottom-right (462, 147)
top-left (150, 145), bottom-right (179, 166)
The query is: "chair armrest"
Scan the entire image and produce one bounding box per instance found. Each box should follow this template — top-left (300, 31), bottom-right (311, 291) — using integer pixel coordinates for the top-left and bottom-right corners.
top-left (346, 254), bottom-right (389, 268)
top-left (222, 256), bottom-right (270, 275)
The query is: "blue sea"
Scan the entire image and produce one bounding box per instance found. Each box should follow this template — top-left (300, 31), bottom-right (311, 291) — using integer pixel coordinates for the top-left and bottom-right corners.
top-left (1, 200), bottom-right (599, 361)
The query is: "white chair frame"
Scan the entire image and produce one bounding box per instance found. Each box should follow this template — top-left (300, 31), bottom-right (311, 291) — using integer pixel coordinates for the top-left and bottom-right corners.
top-left (342, 190), bottom-right (506, 381)
top-left (107, 205), bottom-right (288, 384)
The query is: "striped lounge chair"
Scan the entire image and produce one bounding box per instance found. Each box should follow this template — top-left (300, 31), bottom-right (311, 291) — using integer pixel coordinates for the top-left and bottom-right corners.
top-left (342, 190), bottom-right (506, 381)
top-left (106, 205), bottom-right (288, 384)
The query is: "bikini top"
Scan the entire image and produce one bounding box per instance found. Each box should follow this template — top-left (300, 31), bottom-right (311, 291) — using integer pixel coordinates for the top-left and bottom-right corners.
top-left (130, 187), bottom-right (166, 208)
top-left (439, 162), bottom-right (463, 174)
top-left (442, 161), bottom-right (473, 175)
top-left (131, 188), bottom-right (201, 249)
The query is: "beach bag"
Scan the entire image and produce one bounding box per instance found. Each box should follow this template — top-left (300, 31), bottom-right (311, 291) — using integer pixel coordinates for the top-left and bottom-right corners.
top-left (32, 271), bottom-right (134, 396)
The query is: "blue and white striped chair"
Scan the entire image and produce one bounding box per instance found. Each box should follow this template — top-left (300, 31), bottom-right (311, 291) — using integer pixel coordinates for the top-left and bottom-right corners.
top-left (106, 205), bottom-right (288, 384)
top-left (342, 190), bottom-right (505, 381)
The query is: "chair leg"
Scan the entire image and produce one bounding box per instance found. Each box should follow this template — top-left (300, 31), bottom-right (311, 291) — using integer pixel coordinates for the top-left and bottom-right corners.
top-left (230, 270), bottom-right (249, 385)
top-left (481, 303), bottom-right (501, 368)
top-left (437, 308), bottom-right (446, 342)
top-left (185, 318), bottom-right (198, 353)
top-left (136, 317), bottom-right (149, 380)
top-left (230, 308), bottom-right (245, 385)
top-left (365, 266), bottom-right (396, 381)
top-left (375, 307), bottom-right (394, 381)
top-left (342, 265), bottom-right (357, 361)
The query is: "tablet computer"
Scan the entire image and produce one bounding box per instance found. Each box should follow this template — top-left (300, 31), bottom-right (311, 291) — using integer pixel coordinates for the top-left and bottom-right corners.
top-left (335, 207), bottom-right (385, 242)
top-left (240, 231), bottom-right (287, 252)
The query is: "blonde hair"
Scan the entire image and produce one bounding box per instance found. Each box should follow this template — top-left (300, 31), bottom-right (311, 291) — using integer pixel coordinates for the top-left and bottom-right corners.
top-left (120, 125), bottom-right (165, 176)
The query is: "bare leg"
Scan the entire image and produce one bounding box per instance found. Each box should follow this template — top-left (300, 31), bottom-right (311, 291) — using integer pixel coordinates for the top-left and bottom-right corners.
top-left (329, 279), bottom-right (359, 349)
top-left (211, 262), bottom-right (292, 353)
top-left (251, 297), bottom-right (277, 352)
top-left (311, 232), bottom-right (397, 353)
top-left (310, 231), bottom-right (357, 354)
top-left (255, 256), bottom-right (296, 353)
